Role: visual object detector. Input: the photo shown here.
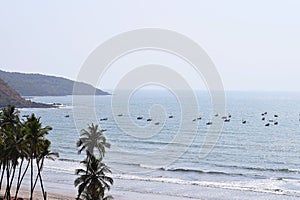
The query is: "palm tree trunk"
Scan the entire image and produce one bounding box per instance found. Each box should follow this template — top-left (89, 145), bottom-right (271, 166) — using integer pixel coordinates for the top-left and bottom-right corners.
top-left (16, 158), bottom-right (24, 187)
top-left (33, 159), bottom-right (43, 190)
top-left (9, 162), bottom-right (17, 191)
top-left (36, 158), bottom-right (46, 200)
top-left (0, 162), bottom-right (5, 191)
top-left (15, 160), bottom-right (30, 199)
top-left (5, 160), bottom-right (11, 200)
top-left (86, 151), bottom-right (91, 175)
top-left (30, 157), bottom-right (34, 200)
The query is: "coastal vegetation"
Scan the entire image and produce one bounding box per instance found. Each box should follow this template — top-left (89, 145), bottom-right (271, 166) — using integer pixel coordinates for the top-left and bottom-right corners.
top-left (0, 106), bottom-right (113, 200)
top-left (75, 124), bottom-right (113, 200)
top-left (0, 105), bottom-right (58, 200)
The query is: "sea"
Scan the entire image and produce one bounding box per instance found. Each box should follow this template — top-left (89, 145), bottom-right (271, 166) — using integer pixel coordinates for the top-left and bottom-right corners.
top-left (19, 90), bottom-right (300, 200)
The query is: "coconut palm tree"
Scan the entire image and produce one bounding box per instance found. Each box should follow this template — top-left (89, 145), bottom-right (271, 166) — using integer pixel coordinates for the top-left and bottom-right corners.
top-left (0, 106), bottom-right (57, 200)
top-left (0, 105), bottom-right (21, 199)
top-left (32, 139), bottom-right (58, 196)
top-left (3, 126), bottom-right (24, 198)
top-left (0, 105), bottom-right (19, 128)
top-left (75, 154), bottom-right (113, 200)
top-left (77, 123), bottom-right (110, 159)
top-left (23, 113), bottom-right (54, 200)
top-left (14, 126), bottom-right (31, 199)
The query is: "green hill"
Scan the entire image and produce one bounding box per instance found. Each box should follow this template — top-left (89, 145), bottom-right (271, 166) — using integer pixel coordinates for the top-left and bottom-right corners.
top-left (0, 78), bottom-right (51, 108)
top-left (0, 70), bottom-right (109, 96)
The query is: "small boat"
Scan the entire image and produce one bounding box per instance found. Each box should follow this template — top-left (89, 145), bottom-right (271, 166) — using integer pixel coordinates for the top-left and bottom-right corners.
top-left (262, 117), bottom-right (265, 121)
top-left (206, 122), bottom-right (212, 125)
top-left (274, 115), bottom-right (278, 118)
top-left (137, 116), bottom-right (143, 120)
top-left (197, 117), bottom-right (202, 120)
top-left (228, 114), bottom-right (232, 118)
top-left (147, 118), bottom-right (152, 122)
top-left (154, 122), bottom-right (160, 125)
top-left (65, 115), bottom-right (70, 118)
top-left (100, 118), bottom-right (108, 121)
top-left (221, 116), bottom-right (227, 119)
top-left (53, 103), bottom-right (63, 106)
top-left (117, 114), bottom-right (123, 117)
top-left (169, 115), bottom-right (174, 118)
top-left (265, 123), bottom-right (270, 126)
top-left (242, 120), bottom-right (246, 124)
top-left (274, 122), bottom-right (278, 125)
top-left (224, 119), bottom-right (230, 122)
top-left (214, 114), bottom-right (219, 117)
top-left (192, 119), bottom-right (197, 122)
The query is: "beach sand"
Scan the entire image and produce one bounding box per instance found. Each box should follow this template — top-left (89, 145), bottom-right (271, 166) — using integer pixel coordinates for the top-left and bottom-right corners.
top-left (3, 185), bottom-right (299, 200)
top-left (2, 189), bottom-right (73, 200)
top-left (111, 190), bottom-right (202, 200)
top-left (8, 185), bottom-right (297, 200)
top-left (3, 177), bottom-right (298, 200)
top-left (5, 189), bottom-right (200, 200)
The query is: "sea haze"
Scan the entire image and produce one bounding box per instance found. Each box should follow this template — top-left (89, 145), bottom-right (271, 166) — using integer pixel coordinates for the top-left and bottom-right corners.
top-left (19, 91), bottom-right (300, 199)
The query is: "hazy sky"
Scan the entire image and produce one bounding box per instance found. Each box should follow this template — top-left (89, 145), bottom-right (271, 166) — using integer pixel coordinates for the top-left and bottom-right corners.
top-left (0, 0), bottom-right (300, 91)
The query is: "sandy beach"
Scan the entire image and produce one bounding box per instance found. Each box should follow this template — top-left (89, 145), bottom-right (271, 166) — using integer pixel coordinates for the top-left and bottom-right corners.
top-left (7, 186), bottom-right (299, 200)
top-left (5, 189), bottom-right (200, 200)
top-left (5, 177), bottom-right (299, 200)
top-left (1, 189), bottom-right (74, 200)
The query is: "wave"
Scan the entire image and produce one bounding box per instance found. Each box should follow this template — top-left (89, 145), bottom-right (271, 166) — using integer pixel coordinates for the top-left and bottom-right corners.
top-left (106, 160), bottom-right (300, 179)
top-left (212, 163), bottom-right (300, 174)
top-left (112, 173), bottom-right (300, 197)
top-left (138, 164), bottom-right (244, 177)
top-left (246, 166), bottom-right (300, 173)
top-left (168, 167), bottom-right (244, 176)
top-left (58, 158), bottom-right (300, 178)
top-left (58, 158), bottom-right (80, 163)
top-left (43, 157), bottom-right (300, 198)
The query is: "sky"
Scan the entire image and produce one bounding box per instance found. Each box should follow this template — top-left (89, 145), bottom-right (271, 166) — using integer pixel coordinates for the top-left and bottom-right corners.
top-left (0, 0), bottom-right (300, 91)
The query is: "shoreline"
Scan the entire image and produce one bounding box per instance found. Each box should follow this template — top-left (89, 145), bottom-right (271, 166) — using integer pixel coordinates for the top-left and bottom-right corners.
top-left (1, 191), bottom-right (200, 200)
top-left (3, 184), bottom-right (299, 200)
top-left (3, 176), bottom-right (300, 200)
top-left (14, 191), bottom-right (200, 200)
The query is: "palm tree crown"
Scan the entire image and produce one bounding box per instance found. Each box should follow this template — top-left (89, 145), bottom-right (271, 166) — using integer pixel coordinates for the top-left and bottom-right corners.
top-left (75, 154), bottom-right (113, 200)
top-left (77, 123), bottom-right (110, 159)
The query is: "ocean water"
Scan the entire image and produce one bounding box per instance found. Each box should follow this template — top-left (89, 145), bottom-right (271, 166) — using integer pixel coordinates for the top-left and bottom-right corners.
top-left (20, 91), bottom-right (300, 199)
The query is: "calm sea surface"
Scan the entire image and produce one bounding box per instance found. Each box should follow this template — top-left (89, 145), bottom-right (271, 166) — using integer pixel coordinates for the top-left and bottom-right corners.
top-left (19, 91), bottom-right (300, 199)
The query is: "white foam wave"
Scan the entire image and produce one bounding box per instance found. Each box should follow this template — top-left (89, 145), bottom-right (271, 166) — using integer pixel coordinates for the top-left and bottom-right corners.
top-left (112, 173), bottom-right (300, 197)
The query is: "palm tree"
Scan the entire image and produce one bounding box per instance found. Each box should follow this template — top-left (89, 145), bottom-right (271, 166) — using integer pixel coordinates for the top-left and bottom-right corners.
top-left (0, 105), bottom-right (20, 128)
top-left (23, 114), bottom-right (54, 200)
top-left (3, 125), bottom-right (24, 198)
top-left (77, 123), bottom-right (111, 183)
top-left (28, 140), bottom-right (58, 200)
top-left (0, 106), bottom-right (57, 200)
top-left (77, 123), bottom-right (110, 159)
top-left (0, 105), bottom-right (20, 199)
top-left (14, 125), bottom-right (31, 199)
top-left (75, 154), bottom-right (113, 200)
